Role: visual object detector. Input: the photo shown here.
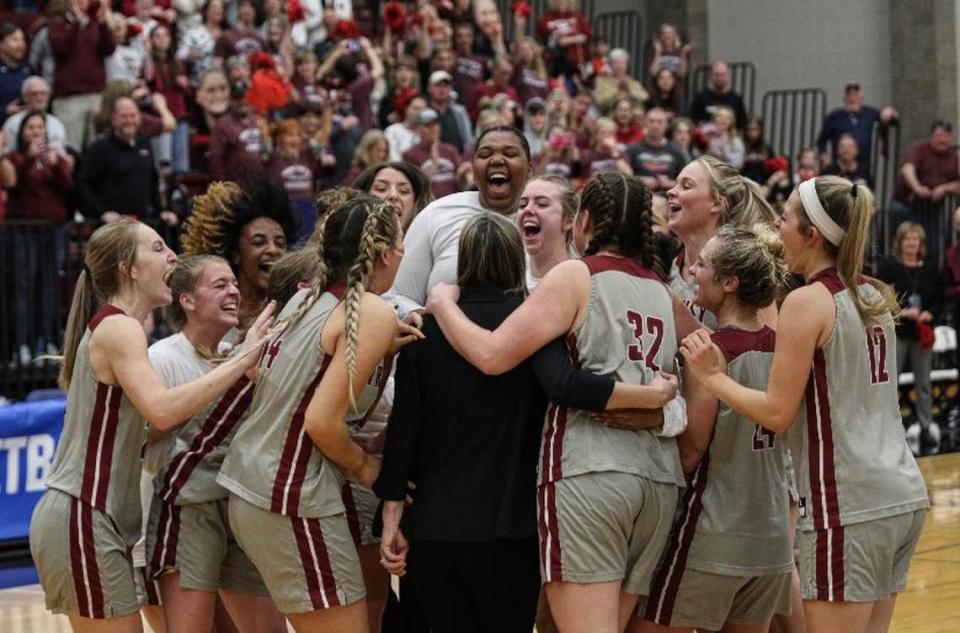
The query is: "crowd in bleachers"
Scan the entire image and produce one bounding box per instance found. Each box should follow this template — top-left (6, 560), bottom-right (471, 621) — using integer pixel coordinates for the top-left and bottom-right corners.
top-left (1, 0), bottom-right (959, 406)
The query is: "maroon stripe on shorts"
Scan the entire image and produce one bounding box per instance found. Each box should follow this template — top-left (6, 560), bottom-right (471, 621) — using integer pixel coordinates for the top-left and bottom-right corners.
top-left (291, 517), bottom-right (325, 610)
top-left (80, 501), bottom-right (105, 618)
top-left (546, 482), bottom-right (562, 582)
top-left (93, 386), bottom-right (122, 509)
top-left (815, 529), bottom-right (829, 600)
top-left (804, 372), bottom-right (823, 529)
top-left (141, 567), bottom-right (162, 606)
top-left (160, 377), bottom-right (253, 503)
top-left (270, 355), bottom-right (333, 514)
top-left (537, 485), bottom-right (549, 578)
top-left (831, 525), bottom-right (845, 601)
top-left (80, 383), bottom-right (108, 504)
top-left (306, 517), bottom-right (341, 607)
top-left (644, 455), bottom-right (710, 624)
top-left (68, 497), bottom-right (90, 617)
top-left (341, 483), bottom-right (363, 546)
top-left (150, 502), bottom-right (181, 577)
top-left (813, 350), bottom-right (841, 529)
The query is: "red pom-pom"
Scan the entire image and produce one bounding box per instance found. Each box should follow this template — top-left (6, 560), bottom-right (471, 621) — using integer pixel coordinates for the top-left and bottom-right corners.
top-left (126, 22), bottom-right (143, 37)
top-left (383, 2), bottom-right (407, 32)
top-left (333, 19), bottom-right (360, 40)
top-left (511, 1), bottom-right (532, 18)
top-left (764, 155), bottom-right (789, 174)
top-left (287, 0), bottom-right (305, 23)
top-left (393, 87), bottom-right (418, 116)
top-left (246, 69), bottom-right (293, 114)
top-left (248, 51), bottom-right (277, 72)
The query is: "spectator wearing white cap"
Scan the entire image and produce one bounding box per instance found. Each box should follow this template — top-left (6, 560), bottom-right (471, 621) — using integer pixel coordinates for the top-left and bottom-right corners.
top-left (402, 107), bottom-right (468, 199)
top-left (593, 48), bottom-right (647, 114)
top-left (427, 69), bottom-right (473, 153)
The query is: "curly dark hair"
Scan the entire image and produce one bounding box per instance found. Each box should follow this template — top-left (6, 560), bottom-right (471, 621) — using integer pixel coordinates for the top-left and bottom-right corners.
top-left (221, 178), bottom-right (301, 261)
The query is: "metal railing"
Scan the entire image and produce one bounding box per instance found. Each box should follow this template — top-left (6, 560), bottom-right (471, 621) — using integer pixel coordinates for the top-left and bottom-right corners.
top-left (592, 11), bottom-right (644, 78)
top-left (688, 62), bottom-right (757, 116)
top-left (761, 88), bottom-right (827, 167)
top-left (0, 219), bottom-right (180, 401)
top-left (869, 121), bottom-right (903, 255)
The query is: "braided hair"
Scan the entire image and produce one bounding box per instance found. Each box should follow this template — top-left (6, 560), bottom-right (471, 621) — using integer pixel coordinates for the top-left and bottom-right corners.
top-left (580, 173), bottom-right (663, 278)
top-left (263, 194), bottom-right (400, 407)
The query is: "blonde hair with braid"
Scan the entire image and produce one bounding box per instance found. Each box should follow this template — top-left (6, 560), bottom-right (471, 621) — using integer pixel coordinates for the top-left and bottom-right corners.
top-left (263, 195), bottom-right (400, 407)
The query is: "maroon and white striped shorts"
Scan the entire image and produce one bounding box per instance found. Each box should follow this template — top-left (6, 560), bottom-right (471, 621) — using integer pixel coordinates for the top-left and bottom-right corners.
top-left (29, 488), bottom-right (141, 619)
top-left (227, 493), bottom-right (365, 613)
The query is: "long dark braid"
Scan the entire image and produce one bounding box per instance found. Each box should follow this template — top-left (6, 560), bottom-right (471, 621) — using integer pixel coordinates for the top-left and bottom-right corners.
top-left (580, 173), bottom-right (662, 277)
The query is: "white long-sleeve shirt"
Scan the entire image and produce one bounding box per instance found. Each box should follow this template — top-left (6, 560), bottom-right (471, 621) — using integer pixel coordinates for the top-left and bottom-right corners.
top-left (389, 191), bottom-right (491, 315)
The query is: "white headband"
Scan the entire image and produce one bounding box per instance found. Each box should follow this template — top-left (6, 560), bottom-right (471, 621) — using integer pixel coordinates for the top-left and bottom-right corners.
top-left (798, 179), bottom-right (845, 246)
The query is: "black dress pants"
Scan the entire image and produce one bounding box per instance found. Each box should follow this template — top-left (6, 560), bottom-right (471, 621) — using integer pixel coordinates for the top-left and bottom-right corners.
top-left (407, 538), bottom-right (540, 633)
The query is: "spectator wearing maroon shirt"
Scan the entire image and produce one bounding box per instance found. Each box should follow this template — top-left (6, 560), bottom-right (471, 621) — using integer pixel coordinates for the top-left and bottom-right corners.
top-left (213, 0), bottom-right (264, 63)
top-left (469, 55), bottom-right (520, 122)
top-left (49, 0), bottom-right (116, 150)
top-left (402, 108), bottom-right (468, 199)
top-left (209, 80), bottom-right (265, 182)
top-left (536, 0), bottom-right (590, 78)
top-left (452, 22), bottom-right (488, 111)
top-left (316, 36), bottom-right (384, 133)
top-left (267, 118), bottom-right (321, 241)
top-left (0, 112), bottom-right (75, 362)
top-left (892, 120), bottom-right (960, 262)
top-left (511, 37), bottom-right (550, 109)
top-left (612, 97), bottom-right (644, 148)
top-left (145, 22), bottom-right (193, 173)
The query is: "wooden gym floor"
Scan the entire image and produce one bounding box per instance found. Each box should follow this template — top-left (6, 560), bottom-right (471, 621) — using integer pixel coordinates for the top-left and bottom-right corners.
top-left (2, 452), bottom-right (958, 633)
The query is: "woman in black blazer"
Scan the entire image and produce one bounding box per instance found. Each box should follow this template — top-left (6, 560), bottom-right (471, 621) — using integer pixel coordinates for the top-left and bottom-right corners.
top-left (374, 213), bottom-right (676, 632)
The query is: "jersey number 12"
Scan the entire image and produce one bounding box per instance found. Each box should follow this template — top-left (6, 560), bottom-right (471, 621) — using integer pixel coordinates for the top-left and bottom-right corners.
top-left (866, 326), bottom-right (889, 385)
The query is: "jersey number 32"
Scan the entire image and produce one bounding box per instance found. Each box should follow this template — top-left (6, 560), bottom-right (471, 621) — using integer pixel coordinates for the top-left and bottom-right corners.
top-left (626, 310), bottom-right (665, 371)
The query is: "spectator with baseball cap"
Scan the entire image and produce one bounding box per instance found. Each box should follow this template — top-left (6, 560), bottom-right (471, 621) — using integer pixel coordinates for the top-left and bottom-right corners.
top-left (816, 81), bottom-right (898, 169)
top-left (427, 69), bottom-right (473, 153)
top-left (402, 107), bottom-right (468, 199)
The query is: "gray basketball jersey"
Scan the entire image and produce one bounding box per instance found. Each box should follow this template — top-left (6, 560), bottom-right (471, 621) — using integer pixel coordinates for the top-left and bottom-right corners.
top-left (669, 254), bottom-right (719, 330)
top-left (680, 327), bottom-right (793, 576)
top-left (155, 373), bottom-right (254, 506)
top-left (788, 269), bottom-right (929, 531)
top-left (45, 306), bottom-right (147, 544)
top-left (539, 255), bottom-right (684, 488)
top-left (218, 283), bottom-right (377, 518)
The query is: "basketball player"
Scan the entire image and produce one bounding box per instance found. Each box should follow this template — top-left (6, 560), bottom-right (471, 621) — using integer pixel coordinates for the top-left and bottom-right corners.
top-left (216, 196), bottom-right (412, 633)
top-left (666, 156), bottom-right (776, 327)
top-left (29, 220), bottom-right (273, 633)
top-left (681, 177), bottom-right (929, 633)
top-left (145, 255), bottom-right (286, 632)
top-left (636, 225), bottom-right (794, 633)
top-left (426, 173), bottom-right (703, 633)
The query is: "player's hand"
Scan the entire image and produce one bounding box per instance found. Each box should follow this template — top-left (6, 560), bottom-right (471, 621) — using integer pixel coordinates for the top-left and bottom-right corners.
top-left (425, 283), bottom-right (460, 313)
top-left (237, 300), bottom-right (276, 366)
top-left (679, 329), bottom-right (724, 382)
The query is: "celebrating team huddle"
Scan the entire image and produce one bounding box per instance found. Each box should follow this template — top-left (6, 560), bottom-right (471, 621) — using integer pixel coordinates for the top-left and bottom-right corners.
top-left (29, 125), bottom-right (927, 633)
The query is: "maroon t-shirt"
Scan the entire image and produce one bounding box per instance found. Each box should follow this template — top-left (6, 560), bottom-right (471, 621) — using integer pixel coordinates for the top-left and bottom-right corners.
top-left (454, 53), bottom-right (488, 108)
top-left (893, 140), bottom-right (960, 202)
top-left (511, 67), bottom-right (550, 108)
top-left (267, 150), bottom-right (317, 199)
top-left (535, 11), bottom-right (591, 66)
top-left (209, 109), bottom-right (265, 181)
top-left (214, 29), bottom-right (265, 59)
top-left (402, 142), bottom-right (463, 199)
top-left (579, 149), bottom-right (622, 179)
top-left (6, 152), bottom-right (74, 223)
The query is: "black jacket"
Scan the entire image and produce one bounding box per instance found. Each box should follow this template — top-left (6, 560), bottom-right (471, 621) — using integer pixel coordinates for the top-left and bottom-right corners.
top-left (374, 286), bottom-right (613, 543)
top-left (78, 132), bottom-right (162, 219)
